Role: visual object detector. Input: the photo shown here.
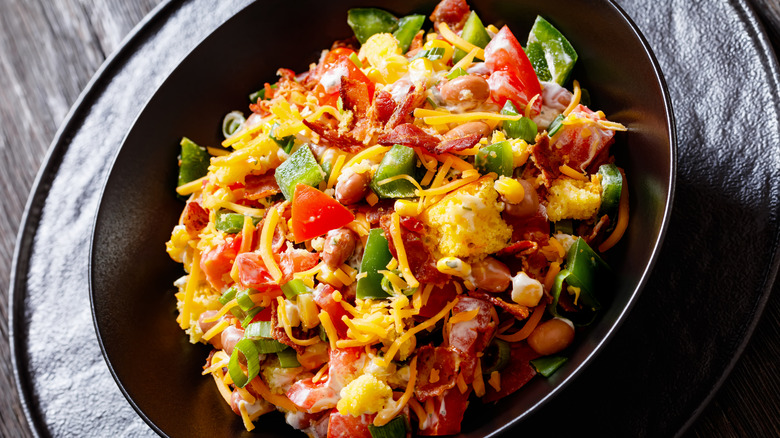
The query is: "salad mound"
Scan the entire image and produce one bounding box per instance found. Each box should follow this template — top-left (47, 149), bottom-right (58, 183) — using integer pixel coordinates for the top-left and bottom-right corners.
top-left (166, 0), bottom-right (628, 436)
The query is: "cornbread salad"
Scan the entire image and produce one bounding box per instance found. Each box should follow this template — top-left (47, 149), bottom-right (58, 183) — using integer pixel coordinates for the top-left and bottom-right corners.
top-left (166, 0), bottom-right (628, 435)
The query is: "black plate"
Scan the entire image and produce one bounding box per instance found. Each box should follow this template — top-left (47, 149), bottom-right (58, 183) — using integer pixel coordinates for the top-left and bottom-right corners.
top-left (10, 0), bottom-right (780, 437)
top-left (89, 0), bottom-right (673, 436)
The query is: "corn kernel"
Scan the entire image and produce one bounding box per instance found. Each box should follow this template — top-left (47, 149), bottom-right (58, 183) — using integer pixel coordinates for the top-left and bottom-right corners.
top-left (436, 257), bottom-right (472, 277)
top-left (494, 176), bottom-right (525, 204)
top-left (297, 294), bottom-right (319, 330)
top-left (394, 199), bottom-right (420, 217)
top-left (409, 58), bottom-right (434, 87)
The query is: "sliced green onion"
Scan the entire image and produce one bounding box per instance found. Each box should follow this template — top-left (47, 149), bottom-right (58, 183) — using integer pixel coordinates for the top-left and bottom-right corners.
top-left (228, 338), bottom-right (261, 388)
top-left (426, 96), bottom-right (437, 109)
top-left (482, 338), bottom-right (511, 374)
top-left (253, 339), bottom-right (289, 354)
top-left (236, 288), bottom-right (258, 312)
top-left (349, 52), bottom-right (363, 68)
top-left (318, 324), bottom-right (329, 342)
top-left (368, 414), bottom-right (409, 438)
top-left (281, 279), bottom-right (310, 300)
top-left (219, 286), bottom-right (239, 305)
top-left (277, 348), bottom-right (301, 368)
top-left (530, 356), bottom-right (568, 377)
top-left (249, 83), bottom-right (278, 103)
top-left (241, 307), bottom-right (263, 328)
top-left (222, 110), bottom-right (246, 139)
top-left (270, 121), bottom-right (295, 154)
top-left (245, 320), bottom-right (274, 339)
top-left (446, 67), bottom-right (468, 80)
top-left (548, 114), bottom-right (565, 136)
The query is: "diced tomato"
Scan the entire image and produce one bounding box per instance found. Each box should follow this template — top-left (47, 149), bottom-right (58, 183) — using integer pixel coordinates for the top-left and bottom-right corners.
top-left (314, 48), bottom-right (375, 107)
top-left (313, 284), bottom-right (350, 338)
top-left (484, 26), bottom-right (542, 113)
top-left (417, 387), bottom-right (471, 436)
top-left (291, 184), bottom-right (355, 243)
top-left (417, 282), bottom-right (458, 319)
top-left (280, 247), bottom-right (320, 283)
top-left (200, 235), bottom-right (242, 290)
top-left (326, 347), bottom-right (365, 391)
top-left (287, 378), bottom-right (339, 413)
top-left (234, 252), bottom-right (279, 291)
top-left (326, 411), bottom-right (374, 438)
top-left (482, 342), bottom-right (540, 403)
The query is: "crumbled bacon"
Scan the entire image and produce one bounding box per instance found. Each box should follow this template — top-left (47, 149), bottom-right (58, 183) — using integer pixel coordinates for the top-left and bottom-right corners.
top-left (448, 296), bottom-right (496, 382)
top-left (414, 345), bottom-right (462, 401)
top-left (380, 214), bottom-right (449, 284)
top-left (271, 301), bottom-right (315, 354)
top-left (468, 290), bottom-right (530, 320)
top-left (377, 123), bottom-right (439, 150)
top-left (181, 200), bottom-right (209, 235)
top-left (497, 240), bottom-right (538, 257)
top-left (302, 119), bottom-right (366, 153)
top-left (372, 90), bottom-right (396, 124)
top-left (429, 0), bottom-right (470, 32)
top-left (244, 172), bottom-right (280, 200)
top-left (503, 208), bottom-right (550, 245)
top-left (385, 85), bottom-right (427, 130)
top-left (530, 133), bottom-right (561, 186)
top-left (340, 76), bottom-right (371, 118)
top-left (434, 133), bottom-right (482, 154)
top-left (583, 214), bottom-right (610, 246)
top-left (417, 387), bottom-right (471, 436)
top-left (482, 342), bottom-right (539, 403)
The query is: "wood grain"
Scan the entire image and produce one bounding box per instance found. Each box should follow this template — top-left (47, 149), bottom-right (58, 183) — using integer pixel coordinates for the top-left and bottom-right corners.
top-left (0, 0), bottom-right (778, 437)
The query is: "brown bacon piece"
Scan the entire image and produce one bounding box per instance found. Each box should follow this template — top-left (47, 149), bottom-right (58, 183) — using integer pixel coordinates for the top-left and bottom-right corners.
top-left (434, 133), bottom-right (482, 154)
top-left (414, 345), bottom-right (462, 402)
top-left (380, 214), bottom-right (449, 284)
top-left (244, 172), bottom-right (280, 200)
top-left (385, 85), bottom-right (427, 130)
top-left (182, 200), bottom-right (208, 235)
top-left (430, 0), bottom-right (470, 32)
top-left (468, 290), bottom-right (530, 320)
top-left (503, 207), bottom-right (550, 245)
top-left (448, 296), bottom-right (496, 383)
top-left (377, 123), bottom-right (439, 150)
top-left (583, 214), bottom-right (610, 245)
top-left (340, 76), bottom-right (370, 118)
top-left (417, 387), bottom-right (471, 436)
top-left (482, 342), bottom-right (540, 403)
top-left (356, 200), bottom-right (395, 225)
top-left (271, 302), bottom-right (316, 354)
top-left (530, 133), bottom-right (561, 186)
top-left (497, 240), bottom-right (539, 257)
top-left (373, 90), bottom-right (396, 124)
top-left (302, 119), bottom-right (366, 153)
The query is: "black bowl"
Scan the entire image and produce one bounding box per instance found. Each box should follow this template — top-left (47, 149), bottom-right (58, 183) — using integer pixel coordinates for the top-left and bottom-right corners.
top-left (90, 0), bottom-right (675, 436)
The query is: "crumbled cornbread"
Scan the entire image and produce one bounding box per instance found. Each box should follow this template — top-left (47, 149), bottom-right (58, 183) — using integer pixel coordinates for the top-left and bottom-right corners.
top-left (545, 177), bottom-right (601, 221)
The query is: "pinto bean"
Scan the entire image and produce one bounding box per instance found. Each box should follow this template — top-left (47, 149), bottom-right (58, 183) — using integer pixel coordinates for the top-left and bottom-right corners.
top-left (321, 228), bottom-right (357, 269)
top-left (439, 75), bottom-right (490, 110)
top-left (198, 311), bottom-right (224, 349)
top-left (470, 257), bottom-right (512, 292)
top-left (220, 325), bottom-right (245, 356)
top-left (335, 171), bottom-right (369, 205)
top-left (443, 121), bottom-right (491, 140)
top-left (527, 318), bottom-right (575, 356)
top-left (502, 179), bottom-right (539, 218)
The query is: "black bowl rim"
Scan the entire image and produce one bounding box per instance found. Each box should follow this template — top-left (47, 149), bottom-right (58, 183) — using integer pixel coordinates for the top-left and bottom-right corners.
top-left (87, 0), bottom-right (677, 436)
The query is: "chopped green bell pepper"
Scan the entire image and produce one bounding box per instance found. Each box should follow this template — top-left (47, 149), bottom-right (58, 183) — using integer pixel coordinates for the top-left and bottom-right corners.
top-left (549, 238), bottom-right (610, 325)
top-left (475, 141), bottom-right (514, 177)
top-left (524, 42), bottom-right (552, 82)
top-left (597, 164), bottom-right (623, 234)
top-left (347, 8), bottom-right (399, 44)
top-left (270, 121), bottom-right (295, 154)
top-left (356, 228), bottom-right (394, 299)
top-left (274, 144), bottom-right (325, 200)
top-left (393, 14), bottom-right (425, 53)
top-left (215, 210), bottom-right (261, 234)
top-left (368, 414), bottom-right (410, 438)
top-left (453, 11), bottom-right (491, 63)
top-left (530, 355), bottom-right (568, 377)
top-left (553, 219), bottom-right (574, 235)
top-left (370, 144), bottom-right (419, 198)
top-left (178, 137), bottom-right (210, 188)
top-left (526, 16), bottom-right (578, 85)
top-left (501, 101), bottom-right (538, 143)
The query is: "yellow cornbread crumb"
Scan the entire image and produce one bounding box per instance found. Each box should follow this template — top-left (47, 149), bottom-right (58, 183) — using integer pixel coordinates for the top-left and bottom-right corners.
top-left (545, 177), bottom-right (602, 222)
top-left (422, 176), bottom-right (512, 261)
top-left (336, 374), bottom-right (392, 416)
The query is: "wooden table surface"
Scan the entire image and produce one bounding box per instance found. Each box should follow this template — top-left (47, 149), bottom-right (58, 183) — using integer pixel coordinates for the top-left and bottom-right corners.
top-left (1, 1), bottom-right (778, 436)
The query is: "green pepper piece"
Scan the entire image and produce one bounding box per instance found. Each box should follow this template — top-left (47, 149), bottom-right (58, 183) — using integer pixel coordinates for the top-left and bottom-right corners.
top-left (501, 101), bottom-right (538, 143)
top-left (277, 348), bottom-right (302, 368)
top-left (524, 42), bottom-right (552, 82)
top-left (475, 141), bottom-right (514, 177)
top-left (530, 356), bottom-right (568, 377)
top-left (368, 414), bottom-right (410, 438)
top-left (549, 238), bottom-right (610, 324)
top-left (270, 122), bottom-right (295, 154)
top-left (281, 279), bottom-right (311, 300)
top-left (215, 210), bottom-right (261, 234)
top-left (452, 11), bottom-right (491, 63)
top-left (597, 164), bottom-right (623, 234)
top-left (482, 338), bottom-right (511, 374)
top-left (527, 16), bottom-right (578, 85)
top-left (370, 144), bottom-right (419, 198)
top-left (553, 219), bottom-right (574, 235)
top-left (347, 8), bottom-right (399, 45)
top-left (393, 14), bottom-right (425, 53)
top-left (356, 228), bottom-right (394, 299)
top-left (274, 144), bottom-right (325, 200)
top-left (178, 137), bottom-right (210, 188)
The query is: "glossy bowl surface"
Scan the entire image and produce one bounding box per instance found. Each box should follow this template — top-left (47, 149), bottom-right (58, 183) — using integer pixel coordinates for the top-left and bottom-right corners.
top-left (90, 1), bottom-right (675, 436)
